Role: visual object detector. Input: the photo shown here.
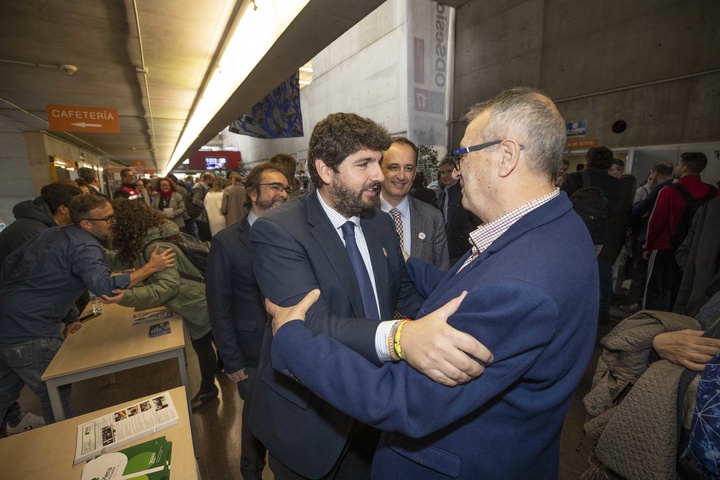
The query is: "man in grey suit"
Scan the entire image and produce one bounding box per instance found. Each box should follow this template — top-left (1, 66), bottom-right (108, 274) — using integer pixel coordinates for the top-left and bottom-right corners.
top-left (379, 137), bottom-right (450, 270)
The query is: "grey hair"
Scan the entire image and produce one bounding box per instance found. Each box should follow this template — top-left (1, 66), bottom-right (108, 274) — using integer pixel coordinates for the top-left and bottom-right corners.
top-left (464, 87), bottom-right (566, 182)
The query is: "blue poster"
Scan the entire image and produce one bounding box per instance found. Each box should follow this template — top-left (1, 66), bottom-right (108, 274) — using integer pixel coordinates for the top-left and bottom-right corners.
top-left (229, 72), bottom-right (303, 139)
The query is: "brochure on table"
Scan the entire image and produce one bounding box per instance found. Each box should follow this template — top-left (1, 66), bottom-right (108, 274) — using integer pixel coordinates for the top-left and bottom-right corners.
top-left (132, 306), bottom-right (175, 325)
top-left (74, 391), bottom-right (179, 464)
top-left (81, 436), bottom-right (172, 480)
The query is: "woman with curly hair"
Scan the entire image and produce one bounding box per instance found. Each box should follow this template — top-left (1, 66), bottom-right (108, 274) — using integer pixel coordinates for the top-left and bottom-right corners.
top-left (152, 177), bottom-right (186, 230)
top-left (106, 198), bottom-right (219, 409)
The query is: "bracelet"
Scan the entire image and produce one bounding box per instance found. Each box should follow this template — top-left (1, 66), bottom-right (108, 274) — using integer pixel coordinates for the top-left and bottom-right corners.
top-left (387, 321), bottom-right (401, 362)
top-left (393, 319), bottom-right (410, 360)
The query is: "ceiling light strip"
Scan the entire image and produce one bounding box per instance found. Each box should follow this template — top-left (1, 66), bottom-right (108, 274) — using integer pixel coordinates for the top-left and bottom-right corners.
top-left (132, 0), bottom-right (157, 164)
top-left (164, 0), bottom-right (311, 176)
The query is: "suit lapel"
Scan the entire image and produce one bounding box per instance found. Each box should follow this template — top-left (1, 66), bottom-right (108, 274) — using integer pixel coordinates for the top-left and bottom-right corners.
top-left (408, 197), bottom-right (426, 259)
top-left (361, 216), bottom-right (390, 318)
top-left (237, 215), bottom-right (252, 250)
top-left (307, 191), bottom-right (366, 318)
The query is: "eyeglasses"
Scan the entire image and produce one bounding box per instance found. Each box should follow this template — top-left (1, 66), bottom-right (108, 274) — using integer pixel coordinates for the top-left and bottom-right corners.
top-left (84, 215), bottom-right (115, 224)
top-left (451, 139), bottom-right (524, 170)
top-left (258, 183), bottom-right (292, 194)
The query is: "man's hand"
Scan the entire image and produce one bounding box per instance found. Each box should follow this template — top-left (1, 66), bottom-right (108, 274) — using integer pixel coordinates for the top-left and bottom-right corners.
top-left (62, 322), bottom-right (83, 336)
top-left (146, 245), bottom-right (176, 273)
top-left (227, 368), bottom-right (249, 383)
top-left (266, 289), bottom-right (321, 335)
top-left (401, 291), bottom-right (494, 387)
top-left (653, 329), bottom-right (720, 371)
top-left (100, 289), bottom-right (126, 304)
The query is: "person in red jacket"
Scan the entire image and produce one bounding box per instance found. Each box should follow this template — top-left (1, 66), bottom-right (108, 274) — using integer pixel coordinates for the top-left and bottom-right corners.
top-left (643, 152), bottom-right (719, 310)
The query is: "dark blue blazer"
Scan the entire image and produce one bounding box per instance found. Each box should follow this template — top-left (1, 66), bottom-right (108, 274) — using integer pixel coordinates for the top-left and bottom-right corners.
top-left (205, 215), bottom-right (265, 373)
top-left (249, 190), bottom-right (424, 478)
top-left (271, 193), bottom-right (598, 479)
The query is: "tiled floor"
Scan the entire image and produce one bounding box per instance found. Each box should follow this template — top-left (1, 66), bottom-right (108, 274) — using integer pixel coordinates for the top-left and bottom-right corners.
top-left (7, 307), bottom-right (629, 479)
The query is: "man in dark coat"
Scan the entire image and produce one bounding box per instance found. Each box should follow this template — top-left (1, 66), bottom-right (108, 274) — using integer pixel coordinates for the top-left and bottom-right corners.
top-left (206, 162), bottom-right (291, 480)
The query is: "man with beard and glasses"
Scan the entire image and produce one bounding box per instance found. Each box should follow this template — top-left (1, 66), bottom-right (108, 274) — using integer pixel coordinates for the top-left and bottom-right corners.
top-left (248, 113), bottom-right (491, 480)
top-left (206, 162), bottom-right (291, 480)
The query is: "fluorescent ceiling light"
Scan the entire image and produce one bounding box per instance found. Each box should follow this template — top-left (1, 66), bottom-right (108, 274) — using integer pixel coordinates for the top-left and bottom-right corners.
top-left (165, 0), bottom-right (311, 176)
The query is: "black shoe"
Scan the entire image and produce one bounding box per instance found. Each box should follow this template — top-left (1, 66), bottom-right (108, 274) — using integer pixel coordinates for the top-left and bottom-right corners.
top-left (191, 385), bottom-right (219, 410)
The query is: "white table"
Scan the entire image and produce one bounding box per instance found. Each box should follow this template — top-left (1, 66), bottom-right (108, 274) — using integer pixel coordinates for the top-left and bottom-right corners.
top-left (42, 303), bottom-right (189, 422)
top-left (0, 386), bottom-right (199, 479)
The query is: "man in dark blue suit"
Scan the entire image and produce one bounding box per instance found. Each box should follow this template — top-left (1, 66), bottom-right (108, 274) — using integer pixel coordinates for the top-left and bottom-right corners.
top-left (267, 88), bottom-right (599, 479)
top-left (206, 162), bottom-right (292, 480)
top-left (249, 113), bottom-right (491, 479)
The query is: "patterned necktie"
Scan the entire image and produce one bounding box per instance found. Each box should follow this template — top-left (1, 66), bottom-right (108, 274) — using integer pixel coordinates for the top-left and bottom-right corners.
top-left (340, 221), bottom-right (379, 320)
top-left (390, 208), bottom-right (404, 245)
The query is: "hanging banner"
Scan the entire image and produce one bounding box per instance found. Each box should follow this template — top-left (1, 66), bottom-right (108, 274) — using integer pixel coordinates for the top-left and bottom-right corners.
top-left (229, 72), bottom-right (303, 139)
top-left (407, 0), bottom-right (454, 147)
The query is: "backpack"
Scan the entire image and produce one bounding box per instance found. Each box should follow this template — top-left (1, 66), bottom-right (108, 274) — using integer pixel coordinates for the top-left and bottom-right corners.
top-left (144, 232), bottom-right (210, 283)
top-left (570, 170), bottom-right (609, 244)
top-left (186, 185), bottom-right (205, 219)
top-left (670, 183), bottom-right (717, 251)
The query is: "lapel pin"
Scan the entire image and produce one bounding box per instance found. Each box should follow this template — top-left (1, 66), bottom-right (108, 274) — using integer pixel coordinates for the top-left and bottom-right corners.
top-left (418, 232), bottom-right (426, 240)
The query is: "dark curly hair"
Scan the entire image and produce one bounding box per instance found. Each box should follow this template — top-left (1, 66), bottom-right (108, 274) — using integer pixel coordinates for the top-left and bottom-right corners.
top-left (307, 112), bottom-right (390, 188)
top-left (111, 199), bottom-right (167, 266)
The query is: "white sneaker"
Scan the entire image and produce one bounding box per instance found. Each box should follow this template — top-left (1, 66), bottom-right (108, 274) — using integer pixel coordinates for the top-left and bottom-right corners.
top-left (6, 412), bottom-right (45, 435)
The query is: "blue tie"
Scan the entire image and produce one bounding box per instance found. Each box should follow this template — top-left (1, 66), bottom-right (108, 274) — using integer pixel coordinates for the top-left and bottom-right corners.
top-left (340, 221), bottom-right (379, 320)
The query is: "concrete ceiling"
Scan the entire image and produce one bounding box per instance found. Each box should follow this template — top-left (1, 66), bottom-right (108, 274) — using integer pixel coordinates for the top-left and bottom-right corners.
top-left (0, 0), bottom-right (384, 173)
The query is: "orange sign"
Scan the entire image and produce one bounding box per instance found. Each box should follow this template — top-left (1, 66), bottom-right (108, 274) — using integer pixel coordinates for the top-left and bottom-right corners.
top-left (46, 104), bottom-right (120, 133)
top-left (566, 138), bottom-right (597, 149)
top-left (133, 160), bottom-right (146, 167)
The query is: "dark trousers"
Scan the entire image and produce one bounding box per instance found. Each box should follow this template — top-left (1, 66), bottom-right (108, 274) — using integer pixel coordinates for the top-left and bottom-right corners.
top-left (238, 368), bottom-right (266, 480)
top-left (643, 249), bottom-right (682, 311)
top-left (196, 220), bottom-right (212, 242)
top-left (598, 256), bottom-right (614, 316)
top-left (183, 217), bottom-right (199, 239)
top-left (189, 331), bottom-right (217, 393)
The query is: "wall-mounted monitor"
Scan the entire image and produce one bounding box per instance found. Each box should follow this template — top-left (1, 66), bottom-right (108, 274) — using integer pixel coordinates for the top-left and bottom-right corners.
top-left (205, 157), bottom-right (227, 170)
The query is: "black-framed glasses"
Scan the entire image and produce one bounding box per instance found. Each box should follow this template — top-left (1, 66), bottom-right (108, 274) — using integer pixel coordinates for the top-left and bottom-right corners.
top-left (258, 183), bottom-right (292, 194)
top-left (84, 215), bottom-right (115, 224)
top-left (451, 139), bottom-right (524, 170)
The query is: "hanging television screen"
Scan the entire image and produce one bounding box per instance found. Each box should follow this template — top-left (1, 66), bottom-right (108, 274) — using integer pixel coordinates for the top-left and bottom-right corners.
top-left (205, 157), bottom-right (227, 170)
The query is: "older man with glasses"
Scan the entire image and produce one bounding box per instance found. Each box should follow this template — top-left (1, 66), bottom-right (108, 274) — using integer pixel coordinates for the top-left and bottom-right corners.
top-left (0, 194), bottom-right (175, 428)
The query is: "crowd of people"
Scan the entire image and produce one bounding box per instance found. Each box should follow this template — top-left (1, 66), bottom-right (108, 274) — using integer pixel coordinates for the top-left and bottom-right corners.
top-left (0, 86), bottom-right (719, 479)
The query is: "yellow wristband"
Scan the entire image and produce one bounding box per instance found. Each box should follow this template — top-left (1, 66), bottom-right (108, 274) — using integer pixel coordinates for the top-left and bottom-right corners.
top-left (393, 319), bottom-right (410, 360)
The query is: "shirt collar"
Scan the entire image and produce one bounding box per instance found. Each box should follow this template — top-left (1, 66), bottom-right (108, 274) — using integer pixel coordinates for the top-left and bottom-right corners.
top-left (468, 188), bottom-right (560, 255)
top-left (379, 193), bottom-right (410, 217)
top-left (247, 209), bottom-right (258, 226)
top-left (317, 189), bottom-right (361, 230)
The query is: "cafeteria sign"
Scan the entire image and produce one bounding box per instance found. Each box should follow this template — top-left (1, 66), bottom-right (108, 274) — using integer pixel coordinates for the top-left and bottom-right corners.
top-left (46, 104), bottom-right (120, 133)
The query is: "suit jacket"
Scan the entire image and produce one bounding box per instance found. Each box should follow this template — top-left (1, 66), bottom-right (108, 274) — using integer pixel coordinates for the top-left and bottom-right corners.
top-left (271, 193), bottom-right (598, 479)
top-left (408, 196), bottom-right (450, 270)
top-left (439, 182), bottom-right (478, 264)
top-left (206, 215), bottom-right (265, 373)
top-left (151, 192), bottom-right (185, 229)
top-left (248, 189), bottom-right (424, 478)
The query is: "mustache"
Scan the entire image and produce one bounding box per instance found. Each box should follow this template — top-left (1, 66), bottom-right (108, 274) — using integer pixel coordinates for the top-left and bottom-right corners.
top-left (365, 182), bottom-right (381, 194)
